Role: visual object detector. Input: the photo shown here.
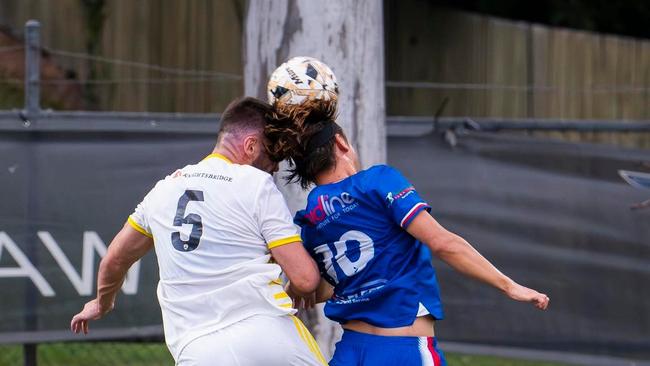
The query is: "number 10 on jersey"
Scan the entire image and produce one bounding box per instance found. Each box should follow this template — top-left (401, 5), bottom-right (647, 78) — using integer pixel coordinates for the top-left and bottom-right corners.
top-left (313, 230), bottom-right (375, 283)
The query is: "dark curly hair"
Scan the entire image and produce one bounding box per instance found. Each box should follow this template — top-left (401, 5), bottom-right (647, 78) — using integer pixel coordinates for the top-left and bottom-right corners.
top-left (265, 99), bottom-right (346, 189)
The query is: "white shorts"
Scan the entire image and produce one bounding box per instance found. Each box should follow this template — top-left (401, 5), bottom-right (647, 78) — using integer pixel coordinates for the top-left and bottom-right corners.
top-left (177, 314), bottom-right (327, 366)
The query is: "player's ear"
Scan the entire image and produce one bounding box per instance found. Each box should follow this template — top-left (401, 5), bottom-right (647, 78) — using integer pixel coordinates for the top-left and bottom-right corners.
top-left (334, 134), bottom-right (349, 153)
top-left (243, 135), bottom-right (258, 158)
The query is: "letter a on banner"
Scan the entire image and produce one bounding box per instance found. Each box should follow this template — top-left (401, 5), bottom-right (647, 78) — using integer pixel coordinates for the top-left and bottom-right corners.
top-left (38, 231), bottom-right (141, 296)
top-left (0, 232), bottom-right (55, 297)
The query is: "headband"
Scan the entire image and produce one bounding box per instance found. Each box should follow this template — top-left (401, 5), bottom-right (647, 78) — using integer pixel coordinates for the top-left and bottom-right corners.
top-left (305, 122), bottom-right (338, 152)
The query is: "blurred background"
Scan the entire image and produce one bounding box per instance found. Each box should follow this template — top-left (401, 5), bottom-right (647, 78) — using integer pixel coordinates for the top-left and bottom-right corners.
top-left (0, 1), bottom-right (649, 365)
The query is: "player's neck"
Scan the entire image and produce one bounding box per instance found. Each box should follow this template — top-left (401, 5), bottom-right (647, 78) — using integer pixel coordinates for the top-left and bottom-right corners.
top-left (315, 156), bottom-right (358, 185)
top-left (212, 139), bottom-right (246, 165)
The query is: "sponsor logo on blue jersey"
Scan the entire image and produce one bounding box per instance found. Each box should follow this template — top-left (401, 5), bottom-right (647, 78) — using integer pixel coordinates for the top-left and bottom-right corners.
top-left (385, 186), bottom-right (416, 207)
top-left (304, 192), bottom-right (358, 225)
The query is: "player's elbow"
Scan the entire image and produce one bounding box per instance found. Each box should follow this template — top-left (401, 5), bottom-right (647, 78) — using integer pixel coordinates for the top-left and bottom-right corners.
top-left (290, 268), bottom-right (320, 294)
top-left (426, 233), bottom-right (463, 258)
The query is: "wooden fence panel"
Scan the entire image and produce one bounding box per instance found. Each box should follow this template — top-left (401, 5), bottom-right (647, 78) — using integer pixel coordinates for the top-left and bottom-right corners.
top-left (385, 6), bottom-right (650, 124)
top-left (0, 1), bottom-right (648, 131)
top-left (0, 0), bottom-right (244, 112)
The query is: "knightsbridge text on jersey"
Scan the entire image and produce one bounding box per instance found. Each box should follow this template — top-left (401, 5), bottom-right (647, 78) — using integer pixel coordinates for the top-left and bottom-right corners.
top-left (304, 192), bottom-right (357, 224)
top-left (172, 169), bottom-right (233, 182)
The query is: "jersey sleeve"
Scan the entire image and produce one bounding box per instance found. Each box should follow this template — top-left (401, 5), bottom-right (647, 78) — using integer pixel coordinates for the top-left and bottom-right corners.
top-left (256, 176), bottom-right (302, 249)
top-left (128, 196), bottom-right (153, 238)
top-left (370, 165), bottom-right (431, 229)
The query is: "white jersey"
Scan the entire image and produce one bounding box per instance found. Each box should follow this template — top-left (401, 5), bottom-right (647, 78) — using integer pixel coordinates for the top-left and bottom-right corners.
top-left (128, 153), bottom-right (300, 360)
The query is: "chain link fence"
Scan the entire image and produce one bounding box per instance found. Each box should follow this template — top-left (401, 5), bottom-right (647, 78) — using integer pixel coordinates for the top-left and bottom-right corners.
top-left (0, 342), bottom-right (173, 366)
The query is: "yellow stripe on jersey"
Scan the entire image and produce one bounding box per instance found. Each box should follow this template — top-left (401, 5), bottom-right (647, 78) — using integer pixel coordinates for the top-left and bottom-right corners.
top-left (269, 278), bottom-right (284, 286)
top-left (267, 235), bottom-right (302, 249)
top-left (127, 216), bottom-right (153, 238)
top-left (274, 292), bottom-right (289, 300)
top-left (280, 303), bottom-right (293, 308)
top-left (290, 315), bottom-right (328, 366)
top-left (202, 153), bottom-right (232, 164)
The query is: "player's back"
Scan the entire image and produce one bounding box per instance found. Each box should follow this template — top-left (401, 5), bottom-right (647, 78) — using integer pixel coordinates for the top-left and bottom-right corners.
top-left (128, 153), bottom-right (295, 358)
top-left (295, 165), bottom-right (443, 328)
top-left (144, 154), bottom-right (272, 280)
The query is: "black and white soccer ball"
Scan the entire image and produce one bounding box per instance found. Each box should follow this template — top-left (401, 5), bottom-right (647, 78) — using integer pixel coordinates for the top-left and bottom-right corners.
top-left (267, 56), bottom-right (339, 105)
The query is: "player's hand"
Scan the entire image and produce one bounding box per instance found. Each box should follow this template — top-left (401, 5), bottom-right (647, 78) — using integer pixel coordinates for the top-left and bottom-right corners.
top-left (293, 292), bottom-right (316, 310)
top-left (70, 299), bottom-right (113, 334)
top-left (504, 282), bottom-right (550, 310)
top-left (285, 282), bottom-right (316, 310)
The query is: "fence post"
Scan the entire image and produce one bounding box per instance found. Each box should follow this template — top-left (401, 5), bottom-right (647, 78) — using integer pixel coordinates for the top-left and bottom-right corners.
top-left (23, 343), bottom-right (37, 366)
top-left (24, 20), bottom-right (41, 115)
top-left (23, 19), bottom-right (41, 366)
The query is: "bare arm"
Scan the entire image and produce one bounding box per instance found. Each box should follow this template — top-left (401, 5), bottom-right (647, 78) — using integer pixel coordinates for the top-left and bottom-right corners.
top-left (71, 223), bottom-right (154, 334)
top-left (285, 277), bottom-right (335, 310)
top-left (270, 242), bottom-right (320, 296)
top-left (313, 278), bottom-right (334, 303)
top-left (407, 211), bottom-right (549, 310)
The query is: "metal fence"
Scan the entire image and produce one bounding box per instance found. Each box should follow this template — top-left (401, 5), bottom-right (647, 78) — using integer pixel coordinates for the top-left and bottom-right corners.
top-left (0, 341), bottom-right (173, 366)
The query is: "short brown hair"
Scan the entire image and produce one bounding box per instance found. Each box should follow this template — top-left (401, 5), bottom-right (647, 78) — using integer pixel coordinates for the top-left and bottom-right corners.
top-left (218, 97), bottom-right (273, 138)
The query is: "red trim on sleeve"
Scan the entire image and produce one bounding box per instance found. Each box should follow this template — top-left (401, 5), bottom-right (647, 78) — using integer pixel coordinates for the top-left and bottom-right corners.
top-left (400, 202), bottom-right (430, 228)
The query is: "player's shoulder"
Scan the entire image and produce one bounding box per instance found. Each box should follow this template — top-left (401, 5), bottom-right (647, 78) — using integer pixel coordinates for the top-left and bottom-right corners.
top-left (230, 165), bottom-right (280, 201)
top-left (364, 164), bottom-right (397, 175)
top-left (236, 163), bottom-right (273, 180)
top-left (144, 165), bottom-right (191, 196)
top-left (159, 163), bottom-right (196, 184)
top-left (355, 164), bottom-right (402, 184)
top-left (230, 164), bottom-right (274, 189)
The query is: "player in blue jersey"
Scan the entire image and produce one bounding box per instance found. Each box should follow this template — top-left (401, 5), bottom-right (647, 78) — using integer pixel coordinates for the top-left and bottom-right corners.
top-left (265, 100), bottom-right (550, 366)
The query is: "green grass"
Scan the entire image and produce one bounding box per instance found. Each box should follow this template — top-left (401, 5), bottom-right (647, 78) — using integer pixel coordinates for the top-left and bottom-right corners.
top-left (0, 343), bottom-right (574, 366)
top-left (446, 353), bottom-right (571, 366)
top-left (0, 343), bottom-right (174, 366)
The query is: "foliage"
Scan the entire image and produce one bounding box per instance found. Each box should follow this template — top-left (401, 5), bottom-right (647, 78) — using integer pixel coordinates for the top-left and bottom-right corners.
top-left (432, 0), bottom-right (650, 39)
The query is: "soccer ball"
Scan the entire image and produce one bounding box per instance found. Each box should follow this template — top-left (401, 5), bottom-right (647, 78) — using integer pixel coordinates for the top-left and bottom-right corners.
top-left (267, 56), bottom-right (339, 105)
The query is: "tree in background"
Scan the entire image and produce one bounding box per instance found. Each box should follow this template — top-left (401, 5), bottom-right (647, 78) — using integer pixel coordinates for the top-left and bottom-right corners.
top-left (431, 0), bottom-right (650, 39)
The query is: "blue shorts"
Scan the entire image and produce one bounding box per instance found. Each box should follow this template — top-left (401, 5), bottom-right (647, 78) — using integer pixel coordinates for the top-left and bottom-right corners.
top-left (330, 330), bottom-right (447, 366)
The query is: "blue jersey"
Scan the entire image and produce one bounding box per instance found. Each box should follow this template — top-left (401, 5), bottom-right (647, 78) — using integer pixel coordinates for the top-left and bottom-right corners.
top-left (294, 165), bottom-right (444, 328)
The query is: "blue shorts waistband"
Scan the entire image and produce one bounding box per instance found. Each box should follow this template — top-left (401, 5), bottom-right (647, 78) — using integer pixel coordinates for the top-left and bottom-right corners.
top-left (340, 329), bottom-right (436, 345)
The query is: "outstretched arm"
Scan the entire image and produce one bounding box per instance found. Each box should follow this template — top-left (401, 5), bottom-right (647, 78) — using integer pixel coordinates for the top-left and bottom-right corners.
top-left (406, 211), bottom-right (549, 310)
top-left (70, 223), bottom-right (154, 334)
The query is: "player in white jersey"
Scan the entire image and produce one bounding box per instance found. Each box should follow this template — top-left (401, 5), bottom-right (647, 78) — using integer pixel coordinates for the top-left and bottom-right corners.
top-left (70, 97), bottom-right (328, 366)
